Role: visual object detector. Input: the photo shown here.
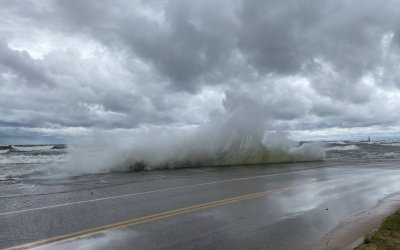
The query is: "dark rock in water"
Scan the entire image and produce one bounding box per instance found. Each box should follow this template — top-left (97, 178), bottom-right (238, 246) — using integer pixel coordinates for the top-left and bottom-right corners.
top-left (0, 145), bottom-right (13, 150)
top-left (52, 144), bottom-right (67, 149)
top-left (129, 161), bottom-right (147, 171)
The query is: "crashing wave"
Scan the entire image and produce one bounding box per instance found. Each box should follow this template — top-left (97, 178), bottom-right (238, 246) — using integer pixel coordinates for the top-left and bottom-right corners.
top-left (64, 91), bottom-right (326, 175)
top-left (68, 133), bottom-right (325, 173)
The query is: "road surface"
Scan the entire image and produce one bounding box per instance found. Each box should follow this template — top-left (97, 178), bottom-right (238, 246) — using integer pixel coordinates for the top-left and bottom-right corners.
top-left (1, 160), bottom-right (400, 249)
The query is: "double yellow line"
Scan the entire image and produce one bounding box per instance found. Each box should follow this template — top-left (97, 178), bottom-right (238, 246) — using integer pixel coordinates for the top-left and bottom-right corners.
top-left (4, 180), bottom-right (330, 250)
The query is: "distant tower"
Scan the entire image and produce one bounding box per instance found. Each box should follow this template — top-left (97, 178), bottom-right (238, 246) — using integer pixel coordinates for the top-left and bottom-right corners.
top-left (368, 136), bottom-right (371, 142)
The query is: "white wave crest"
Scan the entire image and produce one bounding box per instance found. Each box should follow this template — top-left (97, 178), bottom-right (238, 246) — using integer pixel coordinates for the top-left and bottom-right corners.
top-left (383, 152), bottom-right (398, 158)
top-left (326, 145), bottom-right (360, 151)
top-left (0, 149), bottom-right (9, 154)
top-left (381, 143), bottom-right (400, 147)
top-left (13, 145), bottom-right (54, 152)
top-left (0, 154), bottom-right (67, 165)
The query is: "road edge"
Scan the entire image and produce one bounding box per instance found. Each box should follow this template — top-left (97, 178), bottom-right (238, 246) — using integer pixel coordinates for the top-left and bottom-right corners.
top-left (313, 192), bottom-right (400, 250)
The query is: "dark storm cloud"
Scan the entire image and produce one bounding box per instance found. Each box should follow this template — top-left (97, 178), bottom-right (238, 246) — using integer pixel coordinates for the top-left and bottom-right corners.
top-left (5, 0), bottom-right (400, 86)
top-left (0, 40), bottom-right (179, 131)
top-left (48, 0), bottom-right (239, 92)
top-left (0, 40), bottom-right (54, 86)
top-left (236, 0), bottom-right (400, 102)
top-left (1, 0), bottom-right (400, 141)
top-left (39, 0), bottom-right (399, 96)
top-left (237, 0), bottom-right (321, 74)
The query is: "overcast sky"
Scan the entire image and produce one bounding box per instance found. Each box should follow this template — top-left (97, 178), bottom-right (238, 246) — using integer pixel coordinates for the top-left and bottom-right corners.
top-left (1, 0), bottom-right (400, 144)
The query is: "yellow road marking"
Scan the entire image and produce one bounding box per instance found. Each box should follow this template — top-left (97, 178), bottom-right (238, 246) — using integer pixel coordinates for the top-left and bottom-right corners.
top-left (4, 180), bottom-right (331, 250)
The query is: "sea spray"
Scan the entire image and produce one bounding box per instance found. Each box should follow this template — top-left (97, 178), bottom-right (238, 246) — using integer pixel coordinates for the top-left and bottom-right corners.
top-left (65, 91), bottom-right (326, 174)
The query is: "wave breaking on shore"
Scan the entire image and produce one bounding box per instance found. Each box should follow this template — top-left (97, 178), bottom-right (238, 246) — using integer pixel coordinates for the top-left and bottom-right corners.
top-left (65, 92), bottom-right (325, 175)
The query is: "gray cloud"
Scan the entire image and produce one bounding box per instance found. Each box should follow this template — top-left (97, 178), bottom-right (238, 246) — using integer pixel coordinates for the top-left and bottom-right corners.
top-left (46, 1), bottom-right (400, 92)
top-left (50, 0), bottom-right (240, 92)
top-left (0, 40), bottom-right (54, 86)
top-left (0, 0), bottom-right (400, 142)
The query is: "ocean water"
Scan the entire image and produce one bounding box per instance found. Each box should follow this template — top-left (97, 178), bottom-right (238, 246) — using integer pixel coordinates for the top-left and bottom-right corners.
top-left (0, 145), bottom-right (68, 180)
top-left (325, 141), bottom-right (400, 160)
top-left (0, 140), bottom-right (399, 181)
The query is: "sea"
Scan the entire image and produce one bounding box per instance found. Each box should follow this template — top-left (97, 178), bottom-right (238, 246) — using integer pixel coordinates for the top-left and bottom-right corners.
top-left (1, 140), bottom-right (400, 181)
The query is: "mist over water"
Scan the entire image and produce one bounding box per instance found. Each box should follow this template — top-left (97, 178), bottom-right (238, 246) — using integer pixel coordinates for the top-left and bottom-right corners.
top-left (4, 91), bottom-right (400, 179)
top-left (64, 91), bottom-right (325, 175)
top-left (0, 92), bottom-right (333, 179)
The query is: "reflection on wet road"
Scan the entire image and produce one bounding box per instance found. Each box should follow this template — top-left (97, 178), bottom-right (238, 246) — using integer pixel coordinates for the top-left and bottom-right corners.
top-left (1, 160), bottom-right (400, 250)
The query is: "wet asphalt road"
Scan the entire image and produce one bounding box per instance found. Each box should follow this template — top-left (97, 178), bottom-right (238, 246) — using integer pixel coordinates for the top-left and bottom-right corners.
top-left (1, 160), bottom-right (400, 250)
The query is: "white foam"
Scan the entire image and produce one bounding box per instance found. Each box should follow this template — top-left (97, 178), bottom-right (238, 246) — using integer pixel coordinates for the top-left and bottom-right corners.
top-left (383, 152), bottom-right (397, 158)
top-left (326, 145), bottom-right (359, 151)
top-left (13, 145), bottom-right (54, 151)
top-left (381, 143), bottom-right (400, 147)
top-left (0, 154), bottom-right (67, 165)
top-left (0, 149), bottom-right (9, 154)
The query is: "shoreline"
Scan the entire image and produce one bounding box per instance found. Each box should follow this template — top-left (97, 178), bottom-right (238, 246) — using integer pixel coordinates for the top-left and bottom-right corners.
top-left (356, 208), bottom-right (400, 249)
top-left (313, 192), bottom-right (400, 250)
